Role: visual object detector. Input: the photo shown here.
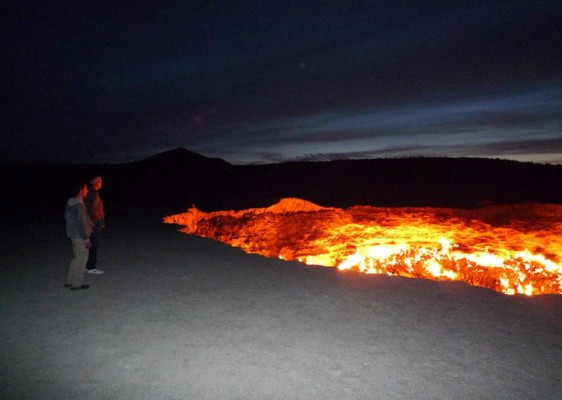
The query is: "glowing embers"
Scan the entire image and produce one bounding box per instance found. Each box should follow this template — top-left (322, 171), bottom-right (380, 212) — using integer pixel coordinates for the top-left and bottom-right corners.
top-left (335, 241), bottom-right (559, 296)
top-left (164, 198), bottom-right (562, 296)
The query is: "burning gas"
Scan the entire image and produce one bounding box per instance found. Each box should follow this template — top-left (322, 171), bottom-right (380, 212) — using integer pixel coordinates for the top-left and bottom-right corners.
top-left (164, 198), bottom-right (562, 296)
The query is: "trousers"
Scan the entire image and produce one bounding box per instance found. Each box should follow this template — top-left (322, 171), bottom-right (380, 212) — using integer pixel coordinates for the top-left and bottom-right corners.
top-left (86, 221), bottom-right (103, 270)
top-left (66, 239), bottom-right (89, 288)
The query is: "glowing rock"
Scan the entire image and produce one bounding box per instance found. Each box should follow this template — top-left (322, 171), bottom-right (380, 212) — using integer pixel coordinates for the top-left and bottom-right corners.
top-left (164, 199), bottom-right (562, 295)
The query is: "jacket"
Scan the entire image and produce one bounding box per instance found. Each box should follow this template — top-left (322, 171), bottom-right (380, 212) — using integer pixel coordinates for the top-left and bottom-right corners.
top-left (65, 198), bottom-right (93, 240)
top-left (85, 189), bottom-right (105, 223)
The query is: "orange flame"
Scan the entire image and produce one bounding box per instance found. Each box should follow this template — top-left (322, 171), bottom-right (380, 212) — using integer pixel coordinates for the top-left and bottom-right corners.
top-left (164, 199), bottom-right (562, 296)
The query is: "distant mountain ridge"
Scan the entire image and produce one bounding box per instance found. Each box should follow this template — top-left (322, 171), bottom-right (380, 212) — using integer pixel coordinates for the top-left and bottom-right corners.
top-left (133, 147), bottom-right (231, 168)
top-left (1, 148), bottom-right (561, 216)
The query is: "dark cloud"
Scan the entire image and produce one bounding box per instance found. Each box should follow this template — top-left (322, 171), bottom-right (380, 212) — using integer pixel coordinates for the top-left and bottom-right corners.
top-left (1, 1), bottom-right (561, 164)
top-left (461, 137), bottom-right (562, 156)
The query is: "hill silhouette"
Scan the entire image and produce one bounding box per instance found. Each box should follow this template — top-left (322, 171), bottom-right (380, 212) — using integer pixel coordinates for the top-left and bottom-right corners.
top-left (1, 148), bottom-right (561, 217)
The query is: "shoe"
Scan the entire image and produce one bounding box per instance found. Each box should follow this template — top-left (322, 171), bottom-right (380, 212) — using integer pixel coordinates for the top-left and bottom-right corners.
top-left (70, 285), bottom-right (90, 290)
top-left (64, 284), bottom-right (71, 288)
top-left (86, 269), bottom-right (105, 275)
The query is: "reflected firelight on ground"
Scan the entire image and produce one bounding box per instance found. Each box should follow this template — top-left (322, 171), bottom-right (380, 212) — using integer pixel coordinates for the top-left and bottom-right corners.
top-left (164, 198), bottom-right (562, 296)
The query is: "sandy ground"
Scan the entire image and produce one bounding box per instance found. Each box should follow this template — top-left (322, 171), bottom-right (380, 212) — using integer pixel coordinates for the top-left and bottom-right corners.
top-left (1, 206), bottom-right (560, 400)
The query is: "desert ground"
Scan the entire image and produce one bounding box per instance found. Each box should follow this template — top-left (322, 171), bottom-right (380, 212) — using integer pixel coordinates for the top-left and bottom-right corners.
top-left (1, 206), bottom-right (561, 399)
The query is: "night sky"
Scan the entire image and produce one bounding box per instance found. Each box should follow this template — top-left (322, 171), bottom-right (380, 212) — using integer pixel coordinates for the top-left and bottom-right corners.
top-left (2, 1), bottom-right (562, 164)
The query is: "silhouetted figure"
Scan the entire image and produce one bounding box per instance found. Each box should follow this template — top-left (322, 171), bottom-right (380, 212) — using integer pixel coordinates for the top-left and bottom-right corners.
top-left (85, 176), bottom-right (105, 274)
top-left (64, 181), bottom-right (92, 290)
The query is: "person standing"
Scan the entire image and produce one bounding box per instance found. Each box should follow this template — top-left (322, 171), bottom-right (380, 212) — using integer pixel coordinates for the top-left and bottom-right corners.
top-left (65, 181), bottom-right (93, 290)
top-left (85, 176), bottom-right (105, 274)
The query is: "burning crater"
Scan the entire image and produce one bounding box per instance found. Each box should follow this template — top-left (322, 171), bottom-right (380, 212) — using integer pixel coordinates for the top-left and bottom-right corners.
top-left (164, 198), bottom-right (562, 296)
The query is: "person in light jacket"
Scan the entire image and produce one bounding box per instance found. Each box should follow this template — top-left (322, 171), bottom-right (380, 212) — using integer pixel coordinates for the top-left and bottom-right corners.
top-left (65, 181), bottom-right (93, 290)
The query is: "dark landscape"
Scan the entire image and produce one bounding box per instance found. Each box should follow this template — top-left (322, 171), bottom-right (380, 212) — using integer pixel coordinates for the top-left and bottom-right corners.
top-left (3, 1), bottom-right (562, 397)
top-left (2, 148), bottom-right (562, 216)
top-left (1, 150), bottom-right (561, 399)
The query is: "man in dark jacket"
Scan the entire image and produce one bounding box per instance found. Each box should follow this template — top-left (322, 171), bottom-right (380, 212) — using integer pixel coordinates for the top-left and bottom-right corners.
top-left (85, 176), bottom-right (105, 274)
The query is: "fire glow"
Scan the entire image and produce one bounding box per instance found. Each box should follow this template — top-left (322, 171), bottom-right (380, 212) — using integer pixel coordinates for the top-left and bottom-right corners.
top-left (164, 198), bottom-right (562, 296)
